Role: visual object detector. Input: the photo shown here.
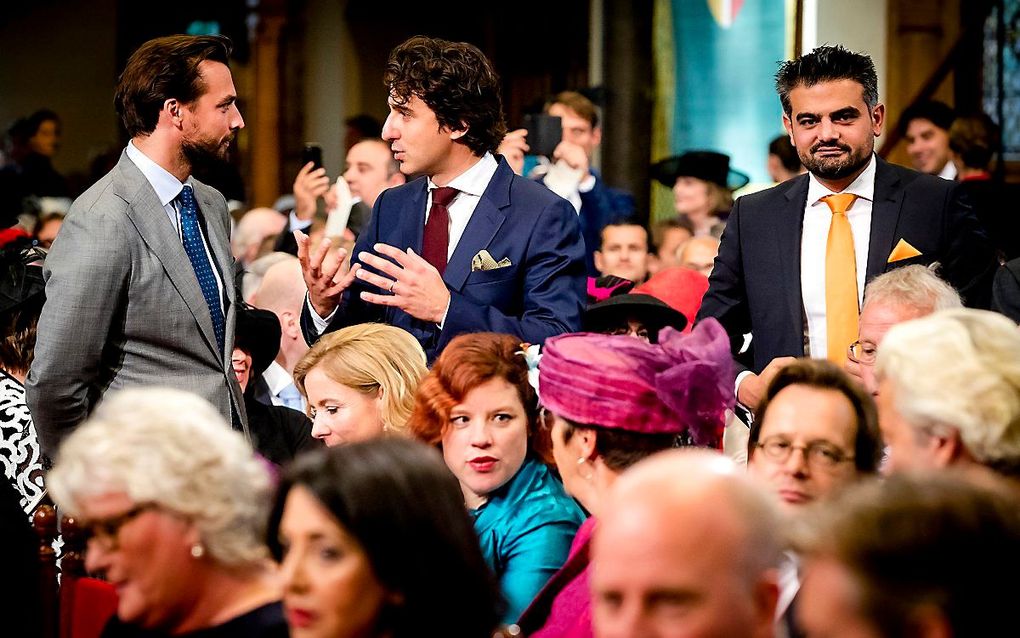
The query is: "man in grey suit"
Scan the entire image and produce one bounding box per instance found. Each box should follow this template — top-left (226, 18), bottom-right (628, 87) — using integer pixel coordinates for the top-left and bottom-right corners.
top-left (27, 35), bottom-right (248, 459)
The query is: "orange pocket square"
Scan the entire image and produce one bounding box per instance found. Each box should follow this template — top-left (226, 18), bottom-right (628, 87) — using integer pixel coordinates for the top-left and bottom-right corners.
top-left (887, 239), bottom-right (922, 263)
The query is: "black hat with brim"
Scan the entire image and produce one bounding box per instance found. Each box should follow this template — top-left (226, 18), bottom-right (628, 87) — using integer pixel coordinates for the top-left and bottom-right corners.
top-left (235, 304), bottom-right (281, 377)
top-left (583, 293), bottom-right (689, 335)
top-left (0, 244), bottom-right (45, 320)
top-left (651, 151), bottom-right (751, 191)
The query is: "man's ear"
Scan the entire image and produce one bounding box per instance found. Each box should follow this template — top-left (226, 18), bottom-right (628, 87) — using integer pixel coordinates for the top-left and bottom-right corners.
top-left (782, 113), bottom-right (794, 143)
top-left (870, 103), bottom-right (886, 137)
top-left (165, 99), bottom-right (181, 120)
top-left (594, 251), bottom-right (605, 274)
top-left (281, 310), bottom-right (301, 340)
top-left (592, 125), bottom-right (602, 148)
top-left (449, 121), bottom-right (469, 141)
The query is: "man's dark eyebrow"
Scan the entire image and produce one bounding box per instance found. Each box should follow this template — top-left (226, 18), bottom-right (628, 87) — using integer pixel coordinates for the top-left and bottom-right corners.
top-left (830, 106), bottom-right (861, 118)
top-left (216, 95), bottom-right (236, 108)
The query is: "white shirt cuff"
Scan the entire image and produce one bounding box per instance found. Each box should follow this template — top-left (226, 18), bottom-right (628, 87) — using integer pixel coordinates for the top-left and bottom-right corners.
top-left (735, 370), bottom-right (755, 412)
top-left (578, 173), bottom-right (597, 193)
top-left (306, 292), bottom-right (337, 335)
top-left (437, 297), bottom-right (451, 329)
top-left (289, 212), bottom-right (314, 231)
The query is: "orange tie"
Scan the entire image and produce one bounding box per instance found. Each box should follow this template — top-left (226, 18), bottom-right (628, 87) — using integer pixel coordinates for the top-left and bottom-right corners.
top-left (822, 193), bottom-right (859, 366)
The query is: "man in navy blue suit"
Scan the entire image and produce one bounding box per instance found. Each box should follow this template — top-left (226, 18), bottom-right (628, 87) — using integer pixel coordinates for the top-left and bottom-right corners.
top-left (697, 45), bottom-right (995, 411)
top-left (297, 36), bottom-right (586, 360)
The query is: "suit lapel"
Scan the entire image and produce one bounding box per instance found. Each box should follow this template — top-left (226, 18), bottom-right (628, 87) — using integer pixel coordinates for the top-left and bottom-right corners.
top-left (114, 159), bottom-right (221, 360)
top-left (866, 158), bottom-right (905, 280)
top-left (404, 182), bottom-right (428, 256)
top-left (443, 161), bottom-right (511, 291)
top-left (781, 176), bottom-right (809, 328)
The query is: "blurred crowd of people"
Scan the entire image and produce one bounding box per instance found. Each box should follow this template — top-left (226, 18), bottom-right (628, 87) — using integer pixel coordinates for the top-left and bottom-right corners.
top-left (2, 31), bottom-right (1019, 638)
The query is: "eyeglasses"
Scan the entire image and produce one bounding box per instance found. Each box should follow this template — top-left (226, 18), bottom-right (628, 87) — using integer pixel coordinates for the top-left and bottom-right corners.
top-left (81, 502), bottom-right (158, 551)
top-left (755, 437), bottom-right (855, 469)
top-left (847, 340), bottom-right (877, 365)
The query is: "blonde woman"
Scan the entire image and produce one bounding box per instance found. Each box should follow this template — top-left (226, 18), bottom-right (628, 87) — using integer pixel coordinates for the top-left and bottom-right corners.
top-left (294, 324), bottom-right (427, 446)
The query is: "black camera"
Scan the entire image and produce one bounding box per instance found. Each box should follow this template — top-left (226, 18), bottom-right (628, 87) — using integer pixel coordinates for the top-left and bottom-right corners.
top-left (301, 144), bottom-right (323, 170)
top-left (523, 114), bottom-right (562, 158)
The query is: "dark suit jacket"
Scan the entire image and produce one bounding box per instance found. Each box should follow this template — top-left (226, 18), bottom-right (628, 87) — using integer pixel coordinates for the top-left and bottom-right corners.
top-left (538, 171), bottom-right (635, 275)
top-left (302, 157), bottom-right (586, 360)
top-left (992, 258), bottom-right (1020, 324)
top-left (697, 157), bottom-right (996, 376)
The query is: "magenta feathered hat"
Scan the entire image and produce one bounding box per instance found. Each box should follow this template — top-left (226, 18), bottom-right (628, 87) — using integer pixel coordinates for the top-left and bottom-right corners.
top-left (538, 318), bottom-right (734, 446)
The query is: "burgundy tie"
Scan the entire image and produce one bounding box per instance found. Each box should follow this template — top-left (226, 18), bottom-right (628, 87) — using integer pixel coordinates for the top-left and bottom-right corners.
top-left (423, 186), bottom-right (459, 275)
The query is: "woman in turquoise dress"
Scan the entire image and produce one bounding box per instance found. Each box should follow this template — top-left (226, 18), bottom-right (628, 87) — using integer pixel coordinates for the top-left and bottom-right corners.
top-left (410, 333), bottom-right (585, 623)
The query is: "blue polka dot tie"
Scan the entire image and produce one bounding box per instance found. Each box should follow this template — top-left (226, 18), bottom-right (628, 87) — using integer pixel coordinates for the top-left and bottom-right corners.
top-left (178, 185), bottom-right (225, 355)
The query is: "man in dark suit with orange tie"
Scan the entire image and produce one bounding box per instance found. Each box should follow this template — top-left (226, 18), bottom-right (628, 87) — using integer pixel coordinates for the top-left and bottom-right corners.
top-left (297, 36), bottom-right (586, 360)
top-left (697, 45), bottom-right (996, 411)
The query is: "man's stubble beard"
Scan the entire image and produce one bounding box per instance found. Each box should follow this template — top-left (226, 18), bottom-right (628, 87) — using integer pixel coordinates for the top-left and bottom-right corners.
top-left (799, 140), bottom-right (873, 181)
top-left (181, 135), bottom-right (233, 173)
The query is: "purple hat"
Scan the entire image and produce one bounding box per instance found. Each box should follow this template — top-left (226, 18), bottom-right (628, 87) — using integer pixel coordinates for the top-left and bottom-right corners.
top-left (538, 318), bottom-right (734, 446)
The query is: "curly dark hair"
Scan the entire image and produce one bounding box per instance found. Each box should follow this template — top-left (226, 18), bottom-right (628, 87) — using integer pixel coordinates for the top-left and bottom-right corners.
top-left (384, 36), bottom-right (507, 157)
top-left (775, 45), bottom-right (878, 117)
top-left (115, 35), bottom-right (233, 138)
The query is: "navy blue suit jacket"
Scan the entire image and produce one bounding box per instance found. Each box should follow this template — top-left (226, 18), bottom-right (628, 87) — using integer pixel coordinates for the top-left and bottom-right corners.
top-left (697, 157), bottom-right (997, 377)
top-left (302, 158), bottom-right (587, 360)
top-left (538, 171), bottom-right (635, 275)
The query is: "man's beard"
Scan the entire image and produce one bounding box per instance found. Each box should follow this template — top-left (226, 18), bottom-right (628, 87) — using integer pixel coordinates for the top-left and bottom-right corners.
top-left (800, 141), bottom-right (871, 181)
top-left (182, 135), bottom-right (233, 172)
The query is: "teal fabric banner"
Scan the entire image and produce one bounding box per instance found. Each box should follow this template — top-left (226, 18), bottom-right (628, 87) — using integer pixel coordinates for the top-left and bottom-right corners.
top-left (669, 0), bottom-right (788, 185)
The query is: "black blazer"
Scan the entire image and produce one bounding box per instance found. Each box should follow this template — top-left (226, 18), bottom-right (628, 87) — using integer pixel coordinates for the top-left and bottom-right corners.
top-left (697, 157), bottom-right (997, 376)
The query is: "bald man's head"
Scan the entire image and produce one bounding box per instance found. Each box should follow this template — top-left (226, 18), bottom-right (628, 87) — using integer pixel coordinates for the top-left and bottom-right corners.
top-left (592, 450), bottom-right (781, 638)
top-left (252, 257), bottom-right (308, 369)
top-left (252, 257), bottom-right (303, 315)
top-left (232, 207), bottom-right (286, 266)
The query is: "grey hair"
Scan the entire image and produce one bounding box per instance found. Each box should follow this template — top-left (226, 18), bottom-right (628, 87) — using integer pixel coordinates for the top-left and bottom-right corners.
top-left (862, 265), bottom-right (962, 315)
top-left (47, 387), bottom-right (272, 567)
top-left (875, 309), bottom-right (1020, 475)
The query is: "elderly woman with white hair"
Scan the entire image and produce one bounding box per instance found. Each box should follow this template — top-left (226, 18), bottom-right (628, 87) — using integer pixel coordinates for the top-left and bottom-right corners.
top-left (47, 387), bottom-right (287, 637)
top-left (875, 308), bottom-right (1020, 478)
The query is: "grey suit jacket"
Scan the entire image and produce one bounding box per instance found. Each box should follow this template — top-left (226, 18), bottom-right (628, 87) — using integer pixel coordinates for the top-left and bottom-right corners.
top-left (26, 151), bottom-right (247, 458)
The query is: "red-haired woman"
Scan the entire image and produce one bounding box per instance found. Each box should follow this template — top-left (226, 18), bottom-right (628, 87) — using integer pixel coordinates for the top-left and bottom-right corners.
top-left (409, 332), bottom-right (585, 624)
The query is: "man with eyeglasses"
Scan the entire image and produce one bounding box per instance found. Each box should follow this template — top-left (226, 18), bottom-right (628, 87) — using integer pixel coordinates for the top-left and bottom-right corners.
top-left (746, 358), bottom-right (883, 637)
top-left (747, 358), bottom-right (883, 512)
top-left (845, 265), bottom-right (962, 395)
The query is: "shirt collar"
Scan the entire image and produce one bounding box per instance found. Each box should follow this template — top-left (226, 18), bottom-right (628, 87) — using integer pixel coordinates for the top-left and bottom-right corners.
top-left (807, 153), bottom-right (877, 206)
top-left (426, 152), bottom-right (498, 197)
top-left (261, 361), bottom-right (291, 395)
top-left (125, 141), bottom-right (190, 206)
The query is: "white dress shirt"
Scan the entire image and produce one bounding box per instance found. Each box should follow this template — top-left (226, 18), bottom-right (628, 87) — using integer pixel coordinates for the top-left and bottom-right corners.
top-left (425, 152), bottom-right (499, 259)
top-left (125, 142), bottom-right (225, 312)
top-left (262, 361), bottom-right (305, 411)
top-left (938, 160), bottom-right (958, 181)
top-left (801, 154), bottom-right (876, 359)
